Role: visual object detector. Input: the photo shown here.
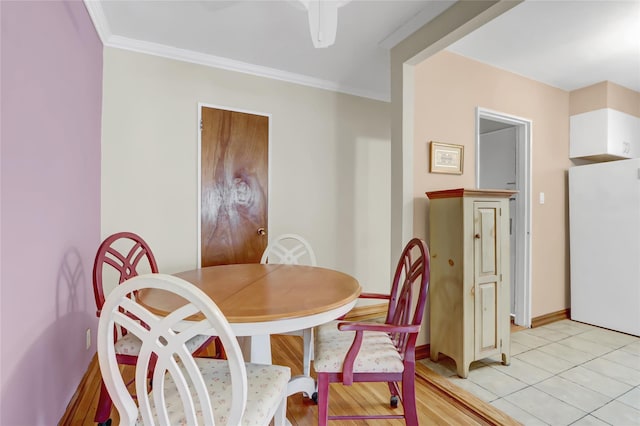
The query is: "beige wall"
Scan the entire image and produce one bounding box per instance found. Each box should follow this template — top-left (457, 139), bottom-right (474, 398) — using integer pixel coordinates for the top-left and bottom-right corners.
top-left (413, 51), bottom-right (572, 319)
top-left (101, 47), bottom-right (392, 295)
top-left (389, 0), bottom-right (518, 268)
top-left (570, 81), bottom-right (640, 117)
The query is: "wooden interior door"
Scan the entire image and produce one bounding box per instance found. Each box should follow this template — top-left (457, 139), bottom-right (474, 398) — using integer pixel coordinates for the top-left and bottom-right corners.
top-left (200, 106), bottom-right (269, 266)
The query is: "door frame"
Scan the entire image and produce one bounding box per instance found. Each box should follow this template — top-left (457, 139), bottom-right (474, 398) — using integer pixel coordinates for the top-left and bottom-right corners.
top-left (475, 107), bottom-right (532, 327)
top-left (197, 102), bottom-right (272, 268)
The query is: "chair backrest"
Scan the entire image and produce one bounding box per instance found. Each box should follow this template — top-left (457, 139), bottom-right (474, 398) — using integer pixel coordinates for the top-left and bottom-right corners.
top-left (386, 238), bottom-right (430, 359)
top-left (93, 232), bottom-right (159, 317)
top-left (97, 273), bottom-right (247, 426)
top-left (260, 233), bottom-right (317, 266)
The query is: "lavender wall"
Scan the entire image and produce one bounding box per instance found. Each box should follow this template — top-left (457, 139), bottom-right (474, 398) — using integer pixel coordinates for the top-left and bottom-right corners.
top-left (0, 1), bottom-right (102, 423)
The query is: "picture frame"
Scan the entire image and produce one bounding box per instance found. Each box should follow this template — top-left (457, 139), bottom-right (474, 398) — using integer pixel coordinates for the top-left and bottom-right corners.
top-left (430, 141), bottom-right (464, 175)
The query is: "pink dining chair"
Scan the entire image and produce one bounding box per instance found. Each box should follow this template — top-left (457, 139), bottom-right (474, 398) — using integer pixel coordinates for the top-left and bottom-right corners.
top-left (92, 232), bottom-right (214, 426)
top-left (312, 238), bottom-right (430, 425)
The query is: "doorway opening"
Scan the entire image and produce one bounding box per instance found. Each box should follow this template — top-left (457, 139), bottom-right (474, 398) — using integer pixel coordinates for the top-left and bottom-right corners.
top-left (475, 108), bottom-right (532, 327)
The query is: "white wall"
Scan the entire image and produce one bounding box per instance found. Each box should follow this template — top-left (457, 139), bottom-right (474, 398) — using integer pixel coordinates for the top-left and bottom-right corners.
top-left (101, 47), bottom-right (392, 295)
top-left (479, 127), bottom-right (517, 189)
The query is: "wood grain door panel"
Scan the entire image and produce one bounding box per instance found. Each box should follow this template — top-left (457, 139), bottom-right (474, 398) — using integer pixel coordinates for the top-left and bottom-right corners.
top-left (200, 107), bottom-right (269, 266)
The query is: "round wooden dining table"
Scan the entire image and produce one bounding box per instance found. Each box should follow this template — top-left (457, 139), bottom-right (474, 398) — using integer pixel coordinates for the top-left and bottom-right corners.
top-left (137, 263), bottom-right (361, 397)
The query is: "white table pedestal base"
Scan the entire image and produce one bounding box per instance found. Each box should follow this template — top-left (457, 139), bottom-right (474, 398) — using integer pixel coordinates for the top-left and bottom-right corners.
top-left (287, 374), bottom-right (316, 398)
top-left (239, 335), bottom-right (316, 397)
top-left (238, 335), bottom-right (272, 365)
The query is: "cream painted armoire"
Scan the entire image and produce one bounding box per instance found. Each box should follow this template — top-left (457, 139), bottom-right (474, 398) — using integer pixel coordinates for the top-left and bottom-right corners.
top-left (426, 188), bottom-right (515, 378)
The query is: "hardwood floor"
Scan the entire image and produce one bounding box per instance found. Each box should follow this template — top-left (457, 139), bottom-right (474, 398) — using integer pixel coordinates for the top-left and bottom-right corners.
top-left (60, 335), bottom-right (520, 425)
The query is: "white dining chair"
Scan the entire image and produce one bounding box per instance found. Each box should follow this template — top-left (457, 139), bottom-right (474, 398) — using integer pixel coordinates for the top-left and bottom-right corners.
top-left (92, 232), bottom-right (217, 426)
top-left (97, 273), bottom-right (290, 425)
top-left (260, 233), bottom-right (317, 266)
top-left (260, 234), bottom-right (317, 383)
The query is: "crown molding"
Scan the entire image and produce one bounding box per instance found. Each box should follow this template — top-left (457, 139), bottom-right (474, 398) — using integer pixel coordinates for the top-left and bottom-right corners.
top-left (82, 1), bottom-right (388, 102)
top-left (107, 35), bottom-right (389, 102)
top-left (83, 0), bottom-right (112, 44)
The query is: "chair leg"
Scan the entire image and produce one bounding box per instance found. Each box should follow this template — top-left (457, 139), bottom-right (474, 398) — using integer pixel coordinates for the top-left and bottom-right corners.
top-left (387, 381), bottom-right (400, 407)
top-left (94, 379), bottom-right (112, 424)
top-left (272, 391), bottom-right (288, 426)
top-left (302, 328), bottom-right (313, 377)
top-left (316, 373), bottom-right (330, 426)
top-left (402, 370), bottom-right (418, 426)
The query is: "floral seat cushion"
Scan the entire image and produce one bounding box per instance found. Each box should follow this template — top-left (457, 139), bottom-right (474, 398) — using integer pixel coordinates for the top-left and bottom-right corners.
top-left (135, 360), bottom-right (290, 426)
top-left (114, 333), bottom-right (211, 356)
top-left (314, 320), bottom-right (404, 373)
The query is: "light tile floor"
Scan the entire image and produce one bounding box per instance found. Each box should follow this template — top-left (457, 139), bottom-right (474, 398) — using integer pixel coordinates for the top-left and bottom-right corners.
top-left (420, 320), bottom-right (640, 425)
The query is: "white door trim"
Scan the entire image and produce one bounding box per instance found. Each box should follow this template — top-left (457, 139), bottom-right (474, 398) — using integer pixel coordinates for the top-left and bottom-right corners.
top-left (197, 103), bottom-right (272, 268)
top-left (475, 107), bottom-right (532, 327)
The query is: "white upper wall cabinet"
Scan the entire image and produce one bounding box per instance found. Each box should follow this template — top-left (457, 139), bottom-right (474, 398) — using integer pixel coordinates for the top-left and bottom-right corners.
top-left (570, 108), bottom-right (640, 161)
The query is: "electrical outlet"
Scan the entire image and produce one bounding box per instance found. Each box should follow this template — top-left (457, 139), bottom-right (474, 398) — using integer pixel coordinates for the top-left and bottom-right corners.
top-left (86, 328), bottom-right (91, 350)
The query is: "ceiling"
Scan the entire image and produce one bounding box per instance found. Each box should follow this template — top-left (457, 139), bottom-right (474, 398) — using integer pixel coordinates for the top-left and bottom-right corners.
top-left (88, 0), bottom-right (640, 101)
top-left (448, 0), bottom-right (640, 94)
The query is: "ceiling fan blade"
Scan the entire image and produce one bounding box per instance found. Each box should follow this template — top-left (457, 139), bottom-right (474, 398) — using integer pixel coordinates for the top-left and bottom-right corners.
top-left (298, 0), bottom-right (351, 48)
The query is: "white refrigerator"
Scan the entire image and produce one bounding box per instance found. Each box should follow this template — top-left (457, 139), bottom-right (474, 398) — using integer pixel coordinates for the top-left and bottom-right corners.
top-left (569, 158), bottom-right (640, 336)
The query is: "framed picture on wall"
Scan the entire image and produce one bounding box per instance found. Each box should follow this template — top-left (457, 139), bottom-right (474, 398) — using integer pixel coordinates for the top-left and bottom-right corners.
top-left (430, 141), bottom-right (464, 174)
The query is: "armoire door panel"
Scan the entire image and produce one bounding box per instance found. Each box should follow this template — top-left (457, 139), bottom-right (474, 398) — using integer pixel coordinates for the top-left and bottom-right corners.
top-left (477, 281), bottom-right (498, 354)
top-left (474, 203), bottom-right (499, 278)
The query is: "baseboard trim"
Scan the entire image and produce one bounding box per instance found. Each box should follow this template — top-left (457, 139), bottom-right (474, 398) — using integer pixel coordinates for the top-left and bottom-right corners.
top-left (415, 344), bottom-right (430, 360)
top-left (531, 308), bottom-right (570, 328)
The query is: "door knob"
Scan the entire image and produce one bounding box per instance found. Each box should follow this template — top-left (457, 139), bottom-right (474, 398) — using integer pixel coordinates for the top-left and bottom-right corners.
top-left (257, 227), bottom-right (266, 236)
top-left (474, 234), bottom-right (481, 239)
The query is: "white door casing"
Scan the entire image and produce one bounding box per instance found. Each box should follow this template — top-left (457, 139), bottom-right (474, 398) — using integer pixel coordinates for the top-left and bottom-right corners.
top-left (475, 108), bottom-right (532, 327)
